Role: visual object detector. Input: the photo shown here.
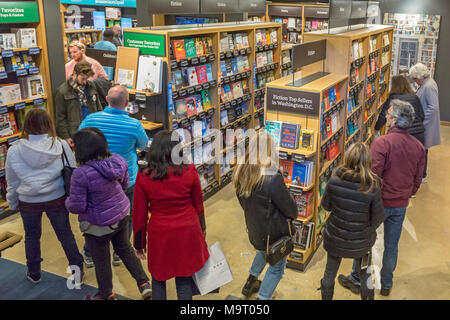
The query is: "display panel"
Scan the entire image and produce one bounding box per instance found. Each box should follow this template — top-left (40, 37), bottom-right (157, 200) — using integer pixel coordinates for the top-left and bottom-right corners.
top-left (147, 0), bottom-right (200, 14)
top-left (328, 0), bottom-right (352, 29)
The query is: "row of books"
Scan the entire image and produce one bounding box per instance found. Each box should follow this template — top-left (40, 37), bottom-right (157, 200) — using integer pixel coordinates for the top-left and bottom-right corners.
top-left (254, 113), bottom-right (265, 131)
top-left (290, 189), bottom-right (314, 219)
top-left (255, 71), bottom-right (276, 90)
top-left (382, 33), bottom-right (390, 47)
top-left (0, 75), bottom-right (45, 105)
top-left (173, 116), bottom-right (213, 143)
top-left (0, 144), bottom-right (7, 169)
top-left (349, 66), bottom-right (361, 87)
top-left (280, 160), bottom-right (315, 188)
top-left (219, 80), bottom-right (250, 104)
top-left (198, 165), bottom-right (216, 188)
top-left (255, 28), bottom-right (278, 47)
top-left (171, 37), bottom-right (215, 60)
top-left (381, 51), bottom-right (390, 66)
top-left (347, 117), bottom-right (360, 138)
top-left (292, 221), bottom-right (315, 250)
top-left (0, 28), bottom-right (37, 49)
top-left (256, 50), bottom-right (275, 68)
top-left (369, 35), bottom-right (378, 52)
top-left (272, 18), bottom-right (301, 31)
top-left (173, 90), bottom-right (212, 120)
top-left (322, 140), bottom-right (340, 163)
top-left (66, 32), bottom-right (99, 47)
top-left (220, 32), bottom-right (250, 52)
top-left (368, 55), bottom-right (379, 74)
top-left (265, 120), bottom-right (314, 151)
top-left (1, 52), bottom-right (37, 72)
top-left (171, 63), bottom-right (214, 90)
top-left (366, 81), bottom-right (376, 99)
top-left (304, 20), bottom-right (329, 32)
top-left (351, 40), bottom-right (365, 60)
top-left (220, 55), bottom-right (251, 78)
top-left (220, 101), bottom-right (249, 127)
top-left (0, 112), bottom-right (19, 138)
top-left (323, 111), bottom-right (341, 140)
top-left (322, 85), bottom-right (340, 112)
top-left (347, 94), bottom-right (360, 114)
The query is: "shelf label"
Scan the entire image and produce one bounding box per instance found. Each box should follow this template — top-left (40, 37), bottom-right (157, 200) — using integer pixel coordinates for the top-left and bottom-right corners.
top-left (167, 82), bottom-right (174, 112)
top-left (292, 153), bottom-right (306, 163)
top-left (7, 136), bottom-right (19, 145)
top-left (33, 98), bottom-right (44, 106)
top-left (1, 50), bottom-right (13, 58)
top-left (278, 151), bottom-right (288, 160)
top-left (191, 57), bottom-right (199, 65)
top-left (28, 67), bottom-right (40, 75)
top-left (0, 106), bottom-right (8, 114)
top-left (14, 102), bottom-right (26, 110)
top-left (199, 56), bottom-right (207, 64)
top-left (29, 47), bottom-right (41, 55)
top-left (16, 69), bottom-right (28, 77)
top-left (0, 72), bottom-right (7, 80)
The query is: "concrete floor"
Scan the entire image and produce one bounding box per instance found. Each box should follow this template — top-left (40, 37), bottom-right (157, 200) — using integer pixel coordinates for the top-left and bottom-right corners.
top-left (1, 126), bottom-right (449, 300)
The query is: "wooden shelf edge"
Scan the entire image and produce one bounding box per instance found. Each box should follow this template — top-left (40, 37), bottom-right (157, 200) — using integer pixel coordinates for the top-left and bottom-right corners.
top-left (287, 183), bottom-right (314, 192)
top-left (320, 152), bottom-right (341, 176)
top-left (0, 46), bottom-right (42, 53)
top-left (0, 132), bottom-right (21, 144)
top-left (127, 88), bottom-right (162, 97)
top-left (347, 105), bottom-right (362, 119)
top-left (65, 29), bottom-right (103, 34)
top-left (345, 128), bottom-right (360, 145)
top-left (141, 121), bottom-right (163, 131)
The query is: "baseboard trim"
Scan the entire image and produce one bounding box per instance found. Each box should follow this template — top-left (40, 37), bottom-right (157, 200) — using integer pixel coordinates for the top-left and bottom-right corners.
top-left (441, 121), bottom-right (450, 127)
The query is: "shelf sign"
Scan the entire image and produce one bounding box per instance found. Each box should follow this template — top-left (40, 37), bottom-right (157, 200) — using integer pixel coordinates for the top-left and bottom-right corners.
top-left (28, 47), bottom-right (40, 55)
top-left (148, 0), bottom-right (199, 14)
top-left (61, 0), bottom-right (136, 8)
top-left (1, 50), bottom-right (13, 58)
top-left (33, 98), bottom-right (44, 106)
top-left (123, 32), bottom-right (165, 56)
top-left (0, 1), bottom-right (39, 23)
top-left (7, 136), bottom-right (19, 145)
top-left (0, 106), bottom-right (8, 114)
top-left (28, 67), bottom-right (40, 75)
top-left (14, 102), bottom-right (26, 110)
top-left (0, 72), bottom-right (7, 80)
top-left (16, 69), bottom-right (28, 76)
top-left (168, 82), bottom-right (174, 112)
top-left (267, 87), bottom-right (320, 116)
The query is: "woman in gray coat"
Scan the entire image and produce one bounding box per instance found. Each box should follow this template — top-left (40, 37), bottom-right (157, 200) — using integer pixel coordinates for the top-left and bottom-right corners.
top-left (409, 63), bottom-right (440, 181)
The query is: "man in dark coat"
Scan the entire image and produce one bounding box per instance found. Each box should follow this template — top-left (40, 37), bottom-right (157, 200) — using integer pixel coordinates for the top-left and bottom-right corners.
top-left (339, 99), bottom-right (425, 297)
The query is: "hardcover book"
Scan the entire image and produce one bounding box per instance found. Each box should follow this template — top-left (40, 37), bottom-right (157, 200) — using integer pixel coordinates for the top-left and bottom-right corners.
top-left (185, 96), bottom-right (198, 117)
top-left (195, 38), bottom-right (204, 56)
top-left (201, 90), bottom-right (211, 110)
top-left (280, 122), bottom-right (301, 150)
top-left (172, 40), bottom-right (186, 60)
top-left (279, 159), bottom-right (294, 184)
top-left (205, 64), bottom-right (213, 82)
top-left (172, 70), bottom-right (184, 90)
top-left (187, 67), bottom-right (198, 86)
top-left (194, 94), bottom-right (204, 113)
top-left (264, 120), bottom-right (282, 147)
top-left (195, 65), bottom-right (208, 84)
top-left (175, 99), bottom-right (187, 120)
top-left (220, 109), bottom-right (229, 127)
top-left (184, 38), bottom-right (197, 58)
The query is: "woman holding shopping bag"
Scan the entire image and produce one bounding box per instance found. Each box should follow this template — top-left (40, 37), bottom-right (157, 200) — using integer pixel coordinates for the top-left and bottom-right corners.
top-left (233, 131), bottom-right (298, 300)
top-left (132, 130), bottom-right (209, 300)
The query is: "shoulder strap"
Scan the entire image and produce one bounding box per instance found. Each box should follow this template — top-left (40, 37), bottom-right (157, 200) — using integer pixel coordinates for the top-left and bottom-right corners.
top-left (59, 139), bottom-right (70, 166)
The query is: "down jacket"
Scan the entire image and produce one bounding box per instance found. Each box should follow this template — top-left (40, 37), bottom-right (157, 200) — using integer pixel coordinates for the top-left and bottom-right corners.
top-left (321, 168), bottom-right (384, 259)
top-left (237, 170), bottom-right (298, 251)
top-left (65, 153), bottom-right (130, 226)
top-left (375, 93), bottom-right (425, 145)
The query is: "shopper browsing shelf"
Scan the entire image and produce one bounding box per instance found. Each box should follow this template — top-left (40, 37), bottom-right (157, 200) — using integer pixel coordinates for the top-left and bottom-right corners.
top-left (233, 131), bottom-right (297, 300)
top-left (93, 28), bottom-right (117, 52)
top-left (339, 100), bottom-right (425, 297)
top-left (5, 109), bottom-right (83, 285)
top-left (132, 131), bottom-right (209, 300)
top-left (112, 25), bottom-right (123, 47)
top-left (375, 75), bottom-right (425, 145)
top-left (65, 41), bottom-right (108, 80)
top-left (409, 63), bottom-right (441, 181)
top-left (319, 142), bottom-right (384, 300)
top-left (78, 85), bottom-right (148, 266)
top-left (65, 127), bottom-right (152, 300)
top-left (55, 61), bottom-right (103, 145)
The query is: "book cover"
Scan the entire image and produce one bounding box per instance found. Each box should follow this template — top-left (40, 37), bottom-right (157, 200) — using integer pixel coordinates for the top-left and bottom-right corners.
top-left (205, 37), bottom-right (214, 54)
top-left (172, 70), bottom-right (184, 90)
top-left (325, 117), bottom-right (333, 138)
top-left (270, 28), bottom-right (277, 43)
top-left (242, 33), bottom-right (249, 47)
top-left (202, 117), bottom-right (212, 136)
top-left (231, 81), bottom-right (243, 99)
top-left (227, 33), bottom-right (235, 51)
top-left (236, 56), bottom-right (245, 73)
top-left (205, 64), bottom-right (213, 82)
top-left (195, 65), bottom-right (208, 84)
top-left (220, 110), bottom-right (229, 127)
top-left (292, 220), bottom-right (305, 249)
top-left (235, 33), bottom-right (243, 49)
top-left (255, 29), bottom-right (262, 45)
top-left (201, 90), bottom-right (211, 110)
top-left (184, 38), bottom-right (197, 58)
top-left (227, 108), bottom-right (236, 123)
top-left (220, 33), bottom-right (229, 51)
top-left (181, 67), bottom-right (190, 87)
top-left (194, 94), bottom-right (204, 113)
top-left (264, 120), bottom-right (282, 147)
top-left (280, 122), bottom-right (301, 149)
top-left (242, 79), bottom-right (249, 94)
top-left (175, 99), bottom-right (187, 120)
top-left (187, 67), bottom-right (198, 86)
top-left (241, 101), bottom-right (249, 114)
top-left (279, 159), bottom-right (294, 184)
top-left (231, 58), bottom-right (239, 74)
top-left (172, 40), bottom-right (186, 60)
top-left (242, 56), bottom-right (250, 71)
top-left (331, 112), bottom-right (338, 133)
top-left (220, 60), bottom-right (227, 77)
top-left (266, 51), bottom-right (274, 65)
top-left (292, 162), bottom-right (307, 187)
top-left (185, 96), bottom-right (198, 117)
top-left (192, 120), bottom-right (203, 138)
top-left (223, 84), bottom-right (232, 102)
top-left (195, 38), bottom-right (204, 56)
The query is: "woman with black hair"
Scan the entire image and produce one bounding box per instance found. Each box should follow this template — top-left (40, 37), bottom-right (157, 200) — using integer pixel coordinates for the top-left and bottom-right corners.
top-left (65, 127), bottom-right (151, 300)
top-left (132, 130), bottom-right (209, 300)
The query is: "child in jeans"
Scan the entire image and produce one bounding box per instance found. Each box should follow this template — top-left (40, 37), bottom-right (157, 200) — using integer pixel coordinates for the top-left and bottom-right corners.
top-left (65, 127), bottom-right (151, 300)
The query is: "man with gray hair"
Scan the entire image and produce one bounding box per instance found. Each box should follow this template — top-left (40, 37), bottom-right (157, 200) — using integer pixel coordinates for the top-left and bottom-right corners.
top-left (409, 63), bottom-right (440, 182)
top-left (339, 99), bottom-right (425, 297)
top-left (78, 85), bottom-right (148, 267)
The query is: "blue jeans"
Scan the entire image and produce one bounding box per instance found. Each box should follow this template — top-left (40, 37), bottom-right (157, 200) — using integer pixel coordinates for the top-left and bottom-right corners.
top-left (152, 276), bottom-right (193, 300)
top-left (350, 207), bottom-right (407, 289)
top-left (19, 198), bottom-right (83, 275)
top-left (249, 251), bottom-right (287, 300)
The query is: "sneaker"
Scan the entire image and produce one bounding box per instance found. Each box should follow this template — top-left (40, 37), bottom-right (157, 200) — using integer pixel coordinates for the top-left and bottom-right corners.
top-left (139, 281), bottom-right (152, 300)
top-left (26, 271), bottom-right (41, 284)
top-left (422, 177), bottom-right (427, 183)
top-left (411, 194), bottom-right (416, 198)
top-left (84, 292), bottom-right (117, 300)
top-left (241, 275), bottom-right (261, 298)
top-left (338, 274), bottom-right (360, 294)
top-left (112, 253), bottom-right (123, 267)
top-left (380, 287), bottom-right (391, 296)
top-left (82, 250), bottom-right (94, 268)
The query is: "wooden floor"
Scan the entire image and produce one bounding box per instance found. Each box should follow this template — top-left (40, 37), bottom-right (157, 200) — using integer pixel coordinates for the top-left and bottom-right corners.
top-left (1, 126), bottom-right (449, 300)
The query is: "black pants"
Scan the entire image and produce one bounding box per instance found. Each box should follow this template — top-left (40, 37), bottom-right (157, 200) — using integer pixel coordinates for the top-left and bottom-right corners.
top-left (152, 276), bottom-right (194, 300)
top-left (423, 149), bottom-right (429, 178)
top-left (84, 216), bottom-right (149, 299)
top-left (322, 253), bottom-right (374, 300)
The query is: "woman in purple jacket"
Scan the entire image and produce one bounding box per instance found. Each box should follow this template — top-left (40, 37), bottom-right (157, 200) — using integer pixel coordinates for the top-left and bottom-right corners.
top-left (65, 127), bottom-right (151, 300)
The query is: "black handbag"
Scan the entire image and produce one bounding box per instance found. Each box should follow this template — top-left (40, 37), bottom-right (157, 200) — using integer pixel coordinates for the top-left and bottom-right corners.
top-left (60, 141), bottom-right (75, 196)
top-left (265, 199), bottom-right (294, 266)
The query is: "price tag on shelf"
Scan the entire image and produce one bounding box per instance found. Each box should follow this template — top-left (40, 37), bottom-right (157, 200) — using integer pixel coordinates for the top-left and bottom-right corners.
top-left (14, 102), bottom-right (26, 110)
top-left (7, 136), bottom-right (19, 145)
top-left (28, 67), bottom-right (40, 75)
top-left (135, 92), bottom-right (146, 102)
top-left (240, 49), bottom-right (246, 55)
top-left (246, 47), bottom-right (251, 54)
top-left (0, 106), bottom-right (8, 114)
top-left (199, 56), bottom-right (207, 64)
top-left (16, 69), bottom-right (28, 77)
top-left (292, 153), bottom-right (306, 163)
top-left (187, 87), bottom-right (195, 95)
top-left (29, 47), bottom-right (41, 55)
top-left (33, 98), bottom-right (44, 106)
top-left (1, 50), bottom-right (13, 58)
top-left (170, 61), bottom-right (178, 69)
top-left (0, 72), bottom-right (7, 80)
top-left (207, 108), bottom-right (215, 116)
top-left (278, 151), bottom-right (288, 160)
top-left (180, 59), bottom-right (189, 67)
top-left (191, 57), bottom-right (199, 65)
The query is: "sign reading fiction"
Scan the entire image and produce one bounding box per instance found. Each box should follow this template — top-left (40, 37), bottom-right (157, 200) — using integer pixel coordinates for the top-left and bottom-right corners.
top-left (201, 0), bottom-right (239, 13)
top-left (266, 87), bottom-right (320, 116)
top-left (238, 0), bottom-right (265, 15)
top-left (329, 0), bottom-right (352, 29)
top-left (148, 0), bottom-right (200, 14)
top-left (292, 39), bottom-right (326, 69)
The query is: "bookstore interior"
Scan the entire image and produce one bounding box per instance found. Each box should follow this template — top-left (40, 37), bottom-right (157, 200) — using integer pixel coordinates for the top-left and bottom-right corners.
top-left (0, 0), bottom-right (449, 302)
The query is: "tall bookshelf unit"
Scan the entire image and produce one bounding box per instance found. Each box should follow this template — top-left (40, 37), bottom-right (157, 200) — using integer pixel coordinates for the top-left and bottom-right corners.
top-left (0, 0), bottom-right (53, 219)
top-left (123, 22), bottom-right (282, 200)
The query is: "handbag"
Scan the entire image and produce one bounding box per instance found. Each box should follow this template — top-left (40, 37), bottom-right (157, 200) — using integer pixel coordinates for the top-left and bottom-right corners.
top-left (265, 199), bottom-right (294, 266)
top-left (60, 141), bottom-right (75, 196)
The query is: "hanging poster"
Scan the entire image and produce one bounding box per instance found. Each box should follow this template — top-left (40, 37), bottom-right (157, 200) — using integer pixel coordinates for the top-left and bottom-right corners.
top-left (384, 13), bottom-right (441, 79)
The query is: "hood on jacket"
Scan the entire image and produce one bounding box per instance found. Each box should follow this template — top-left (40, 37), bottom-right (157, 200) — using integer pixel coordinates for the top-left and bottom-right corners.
top-left (16, 135), bottom-right (63, 169)
top-left (86, 153), bottom-right (127, 182)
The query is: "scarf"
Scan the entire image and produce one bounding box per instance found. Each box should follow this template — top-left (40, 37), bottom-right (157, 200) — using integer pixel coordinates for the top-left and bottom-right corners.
top-left (69, 76), bottom-right (88, 106)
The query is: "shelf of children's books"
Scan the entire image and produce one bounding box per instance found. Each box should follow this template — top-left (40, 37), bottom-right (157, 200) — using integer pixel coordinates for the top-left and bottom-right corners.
top-left (140, 121), bottom-right (163, 131)
top-left (172, 80), bottom-right (217, 99)
top-left (64, 29), bottom-right (102, 34)
top-left (0, 47), bottom-right (42, 56)
top-left (0, 96), bottom-right (47, 111)
top-left (320, 152), bottom-right (341, 176)
top-left (297, 215), bottom-right (314, 223)
top-left (345, 128), bottom-right (360, 145)
top-left (175, 108), bottom-right (216, 126)
top-left (347, 105), bottom-right (362, 120)
top-left (220, 47), bottom-right (251, 60)
top-left (287, 183), bottom-right (315, 192)
top-left (321, 127), bottom-right (344, 148)
top-left (127, 88), bottom-right (161, 97)
top-left (0, 133), bottom-right (21, 144)
top-left (255, 42), bottom-right (279, 53)
top-left (219, 71), bottom-right (251, 86)
top-left (278, 147), bottom-right (316, 158)
top-left (170, 54), bottom-right (216, 70)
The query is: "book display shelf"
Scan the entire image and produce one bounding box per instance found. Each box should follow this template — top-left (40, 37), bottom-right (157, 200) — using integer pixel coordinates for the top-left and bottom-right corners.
top-left (265, 69), bottom-right (348, 271)
top-left (123, 22), bottom-right (282, 200)
top-left (266, 2), bottom-right (329, 77)
top-left (0, 0), bottom-right (52, 219)
top-left (59, 1), bottom-right (137, 62)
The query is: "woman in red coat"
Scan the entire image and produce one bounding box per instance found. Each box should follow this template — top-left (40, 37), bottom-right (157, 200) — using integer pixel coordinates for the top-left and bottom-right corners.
top-left (132, 130), bottom-right (209, 300)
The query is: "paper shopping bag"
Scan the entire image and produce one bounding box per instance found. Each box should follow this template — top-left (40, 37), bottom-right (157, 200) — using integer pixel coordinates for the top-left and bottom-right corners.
top-left (192, 242), bottom-right (233, 295)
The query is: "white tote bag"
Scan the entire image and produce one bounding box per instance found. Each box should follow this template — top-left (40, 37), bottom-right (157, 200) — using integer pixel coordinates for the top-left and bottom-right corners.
top-left (193, 242), bottom-right (233, 295)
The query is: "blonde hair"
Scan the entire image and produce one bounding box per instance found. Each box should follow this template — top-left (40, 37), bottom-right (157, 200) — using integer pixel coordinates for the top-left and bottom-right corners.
top-left (69, 41), bottom-right (86, 51)
top-left (337, 142), bottom-right (380, 193)
top-left (233, 131), bottom-right (276, 198)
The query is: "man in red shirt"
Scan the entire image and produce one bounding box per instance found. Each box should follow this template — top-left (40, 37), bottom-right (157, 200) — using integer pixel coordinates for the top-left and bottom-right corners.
top-left (339, 99), bottom-right (425, 297)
